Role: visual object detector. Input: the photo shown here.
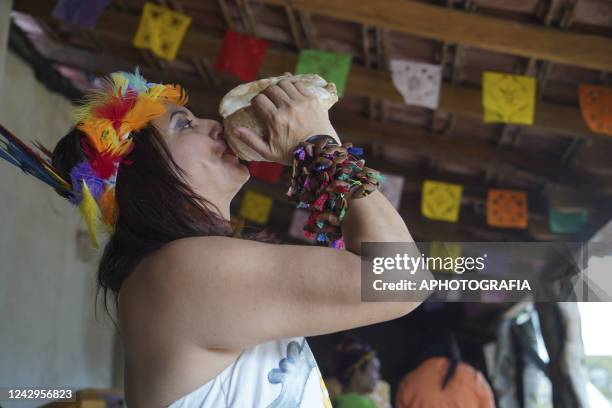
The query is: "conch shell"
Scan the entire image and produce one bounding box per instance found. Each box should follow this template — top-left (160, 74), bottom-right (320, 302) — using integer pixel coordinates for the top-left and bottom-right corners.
top-left (219, 73), bottom-right (338, 161)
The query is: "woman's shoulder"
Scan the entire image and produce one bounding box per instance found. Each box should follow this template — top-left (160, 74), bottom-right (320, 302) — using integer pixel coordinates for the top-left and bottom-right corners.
top-left (127, 236), bottom-right (248, 284)
top-left (131, 234), bottom-right (292, 302)
top-left (144, 235), bottom-right (276, 274)
top-left (151, 235), bottom-right (246, 259)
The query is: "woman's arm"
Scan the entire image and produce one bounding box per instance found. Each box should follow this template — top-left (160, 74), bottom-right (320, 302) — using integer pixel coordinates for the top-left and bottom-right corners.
top-left (342, 189), bottom-right (413, 254)
top-left (145, 235), bottom-right (420, 350)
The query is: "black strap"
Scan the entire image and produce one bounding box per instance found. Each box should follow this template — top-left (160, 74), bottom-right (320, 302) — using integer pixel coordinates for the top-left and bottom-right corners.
top-left (304, 134), bottom-right (339, 146)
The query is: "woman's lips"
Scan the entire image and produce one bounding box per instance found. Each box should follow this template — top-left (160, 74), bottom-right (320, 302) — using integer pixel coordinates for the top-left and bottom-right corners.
top-left (222, 146), bottom-right (236, 157)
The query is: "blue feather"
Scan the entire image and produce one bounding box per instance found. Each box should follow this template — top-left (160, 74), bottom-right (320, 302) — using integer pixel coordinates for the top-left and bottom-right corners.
top-left (0, 123), bottom-right (71, 193)
top-left (120, 67), bottom-right (149, 93)
top-left (0, 147), bottom-right (21, 167)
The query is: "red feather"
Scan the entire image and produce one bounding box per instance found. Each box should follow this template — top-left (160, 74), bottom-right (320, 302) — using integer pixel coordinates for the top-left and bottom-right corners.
top-left (93, 90), bottom-right (137, 133)
top-left (81, 139), bottom-right (129, 179)
top-left (306, 210), bottom-right (321, 228)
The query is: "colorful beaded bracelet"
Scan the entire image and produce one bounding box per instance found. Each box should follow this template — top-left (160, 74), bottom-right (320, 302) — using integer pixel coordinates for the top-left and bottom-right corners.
top-left (286, 135), bottom-right (384, 249)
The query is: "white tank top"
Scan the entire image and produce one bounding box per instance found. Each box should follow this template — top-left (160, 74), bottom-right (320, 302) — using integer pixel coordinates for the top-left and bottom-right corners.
top-left (167, 337), bottom-right (332, 408)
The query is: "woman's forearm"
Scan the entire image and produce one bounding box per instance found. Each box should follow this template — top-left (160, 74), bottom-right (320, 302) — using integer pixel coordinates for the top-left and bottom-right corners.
top-left (341, 189), bottom-right (414, 255)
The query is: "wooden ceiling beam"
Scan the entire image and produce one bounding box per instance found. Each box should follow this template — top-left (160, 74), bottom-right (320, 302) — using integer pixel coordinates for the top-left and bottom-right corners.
top-left (259, 0), bottom-right (612, 72)
top-left (298, 11), bottom-right (318, 49)
top-left (330, 111), bottom-right (573, 186)
top-left (284, 5), bottom-right (304, 50)
top-left (13, 0), bottom-right (603, 141)
top-left (216, 0), bottom-right (235, 30)
top-left (235, 0), bottom-right (257, 37)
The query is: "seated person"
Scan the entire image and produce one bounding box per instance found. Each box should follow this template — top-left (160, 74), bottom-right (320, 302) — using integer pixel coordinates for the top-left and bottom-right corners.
top-left (328, 335), bottom-right (383, 408)
top-left (396, 330), bottom-right (495, 408)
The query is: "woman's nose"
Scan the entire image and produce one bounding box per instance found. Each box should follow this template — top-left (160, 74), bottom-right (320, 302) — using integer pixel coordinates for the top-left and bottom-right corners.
top-left (207, 121), bottom-right (223, 140)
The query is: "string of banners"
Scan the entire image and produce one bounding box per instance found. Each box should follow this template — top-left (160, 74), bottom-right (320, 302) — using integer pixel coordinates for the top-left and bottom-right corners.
top-left (52, 1), bottom-right (599, 237)
top-left (52, 1), bottom-right (611, 135)
top-left (240, 164), bottom-right (589, 242)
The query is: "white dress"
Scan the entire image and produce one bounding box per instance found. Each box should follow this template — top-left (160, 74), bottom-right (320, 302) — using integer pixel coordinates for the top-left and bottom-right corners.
top-left (167, 337), bottom-right (332, 408)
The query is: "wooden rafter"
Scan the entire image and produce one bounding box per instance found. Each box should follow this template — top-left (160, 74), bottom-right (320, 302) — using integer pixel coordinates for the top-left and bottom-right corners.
top-left (375, 27), bottom-right (387, 124)
top-left (330, 111), bottom-right (577, 187)
top-left (429, 0), bottom-right (476, 174)
top-left (190, 56), bottom-right (214, 85)
top-left (362, 25), bottom-right (384, 159)
top-left (13, 1), bottom-right (603, 141)
top-left (490, 0), bottom-right (563, 181)
top-left (284, 5), bottom-right (304, 50)
top-left (549, 3), bottom-right (586, 165)
top-left (235, 0), bottom-right (257, 37)
top-left (505, 0), bottom-right (574, 144)
top-left (216, 0), bottom-right (234, 29)
top-left (493, 0), bottom-right (579, 185)
top-left (361, 25), bottom-right (376, 119)
top-left (259, 0), bottom-right (612, 71)
top-left (298, 10), bottom-right (317, 49)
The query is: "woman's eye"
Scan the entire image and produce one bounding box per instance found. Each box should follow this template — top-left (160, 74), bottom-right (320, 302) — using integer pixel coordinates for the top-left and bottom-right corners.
top-left (180, 119), bottom-right (193, 130)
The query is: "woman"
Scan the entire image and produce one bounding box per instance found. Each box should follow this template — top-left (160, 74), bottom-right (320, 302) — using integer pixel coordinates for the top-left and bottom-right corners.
top-left (329, 336), bottom-right (385, 408)
top-left (5, 69), bottom-right (419, 407)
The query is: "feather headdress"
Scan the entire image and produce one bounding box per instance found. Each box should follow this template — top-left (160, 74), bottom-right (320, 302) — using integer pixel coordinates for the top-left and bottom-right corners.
top-left (0, 68), bottom-right (188, 248)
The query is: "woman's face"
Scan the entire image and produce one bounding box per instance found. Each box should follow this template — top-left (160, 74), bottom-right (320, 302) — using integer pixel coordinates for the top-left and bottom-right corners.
top-left (152, 104), bottom-right (249, 204)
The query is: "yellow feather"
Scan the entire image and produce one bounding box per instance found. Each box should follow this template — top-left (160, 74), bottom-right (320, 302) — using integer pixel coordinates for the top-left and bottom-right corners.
top-left (111, 139), bottom-right (134, 157)
top-left (79, 180), bottom-right (101, 249)
top-left (147, 84), bottom-right (166, 101)
top-left (71, 77), bottom-right (121, 123)
top-left (110, 73), bottom-right (129, 96)
top-left (71, 104), bottom-right (93, 124)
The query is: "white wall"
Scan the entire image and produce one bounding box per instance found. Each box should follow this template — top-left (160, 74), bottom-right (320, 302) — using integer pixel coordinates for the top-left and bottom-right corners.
top-left (0, 47), bottom-right (116, 408)
top-left (0, 0), bottom-right (10, 95)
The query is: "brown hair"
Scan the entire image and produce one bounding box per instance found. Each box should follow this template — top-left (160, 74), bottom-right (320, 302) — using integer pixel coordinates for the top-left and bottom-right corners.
top-left (52, 125), bottom-right (277, 323)
top-left (330, 335), bottom-right (377, 387)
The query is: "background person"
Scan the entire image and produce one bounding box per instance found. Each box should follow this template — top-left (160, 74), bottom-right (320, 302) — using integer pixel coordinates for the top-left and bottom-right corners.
top-left (396, 330), bottom-right (495, 408)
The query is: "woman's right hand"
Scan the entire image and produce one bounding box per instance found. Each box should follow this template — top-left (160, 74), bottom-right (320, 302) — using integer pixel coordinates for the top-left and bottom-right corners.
top-left (230, 77), bottom-right (341, 165)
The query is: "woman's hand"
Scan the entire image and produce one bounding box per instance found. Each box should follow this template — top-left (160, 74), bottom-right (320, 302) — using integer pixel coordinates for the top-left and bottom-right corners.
top-left (230, 74), bottom-right (341, 165)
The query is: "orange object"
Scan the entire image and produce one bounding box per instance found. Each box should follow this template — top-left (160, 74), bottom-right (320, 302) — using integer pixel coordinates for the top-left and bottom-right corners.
top-left (579, 85), bottom-right (612, 136)
top-left (487, 189), bottom-right (528, 228)
top-left (396, 357), bottom-right (495, 408)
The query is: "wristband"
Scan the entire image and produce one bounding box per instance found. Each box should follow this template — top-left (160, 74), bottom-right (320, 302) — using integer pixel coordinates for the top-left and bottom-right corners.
top-left (287, 135), bottom-right (384, 249)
